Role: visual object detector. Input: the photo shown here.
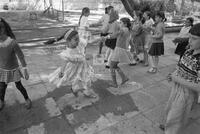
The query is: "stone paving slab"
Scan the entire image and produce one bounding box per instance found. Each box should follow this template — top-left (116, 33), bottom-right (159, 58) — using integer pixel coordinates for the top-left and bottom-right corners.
top-left (106, 81), bottom-right (142, 95)
top-left (0, 97), bottom-right (54, 132)
top-left (27, 117), bottom-right (75, 134)
top-left (96, 114), bottom-right (164, 134)
top-left (143, 103), bottom-right (166, 126)
top-left (95, 95), bottom-right (138, 116)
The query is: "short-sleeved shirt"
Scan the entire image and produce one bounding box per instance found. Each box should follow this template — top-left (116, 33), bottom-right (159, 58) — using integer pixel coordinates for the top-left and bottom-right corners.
top-left (178, 26), bottom-right (191, 38)
top-left (176, 49), bottom-right (200, 83)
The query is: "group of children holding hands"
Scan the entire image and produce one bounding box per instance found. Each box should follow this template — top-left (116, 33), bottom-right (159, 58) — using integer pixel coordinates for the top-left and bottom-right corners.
top-left (0, 6), bottom-right (199, 134)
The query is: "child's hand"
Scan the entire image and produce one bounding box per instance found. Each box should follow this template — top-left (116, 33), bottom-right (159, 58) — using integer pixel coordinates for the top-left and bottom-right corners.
top-left (23, 68), bottom-right (29, 80)
top-left (167, 73), bottom-right (172, 82)
top-left (59, 71), bottom-right (64, 78)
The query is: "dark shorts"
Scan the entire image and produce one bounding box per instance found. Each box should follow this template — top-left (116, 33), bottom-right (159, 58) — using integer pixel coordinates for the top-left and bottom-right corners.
top-left (105, 38), bottom-right (117, 50)
top-left (148, 42), bottom-right (164, 56)
top-left (100, 33), bottom-right (109, 37)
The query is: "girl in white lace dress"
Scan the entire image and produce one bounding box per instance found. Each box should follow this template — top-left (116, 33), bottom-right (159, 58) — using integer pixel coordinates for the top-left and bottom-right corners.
top-left (49, 29), bottom-right (96, 98)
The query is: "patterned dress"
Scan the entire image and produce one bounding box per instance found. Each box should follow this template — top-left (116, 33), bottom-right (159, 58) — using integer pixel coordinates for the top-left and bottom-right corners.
top-left (48, 39), bottom-right (94, 92)
top-left (165, 49), bottom-right (200, 134)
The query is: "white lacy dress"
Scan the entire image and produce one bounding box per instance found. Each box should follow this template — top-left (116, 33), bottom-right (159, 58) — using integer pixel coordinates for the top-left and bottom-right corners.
top-left (48, 40), bottom-right (94, 92)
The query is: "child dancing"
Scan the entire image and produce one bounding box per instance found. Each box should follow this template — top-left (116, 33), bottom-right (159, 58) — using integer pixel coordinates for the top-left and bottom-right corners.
top-left (0, 18), bottom-right (31, 110)
top-left (106, 17), bottom-right (131, 87)
top-left (49, 29), bottom-right (97, 98)
top-left (163, 23), bottom-right (200, 134)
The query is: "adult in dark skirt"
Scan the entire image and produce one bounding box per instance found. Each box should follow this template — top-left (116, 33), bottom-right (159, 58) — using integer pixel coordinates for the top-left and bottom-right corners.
top-left (173, 17), bottom-right (194, 60)
top-left (148, 12), bottom-right (166, 73)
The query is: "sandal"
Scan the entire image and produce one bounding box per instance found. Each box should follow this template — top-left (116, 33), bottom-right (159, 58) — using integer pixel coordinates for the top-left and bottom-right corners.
top-left (147, 67), bottom-right (157, 74)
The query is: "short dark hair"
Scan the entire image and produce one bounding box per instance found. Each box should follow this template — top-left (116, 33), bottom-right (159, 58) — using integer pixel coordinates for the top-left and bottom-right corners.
top-left (186, 17), bottom-right (194, 26)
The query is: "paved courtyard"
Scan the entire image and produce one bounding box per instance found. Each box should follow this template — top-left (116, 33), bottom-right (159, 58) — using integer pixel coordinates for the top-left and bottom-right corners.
top-left (0, 32), bottom-right (200, 134)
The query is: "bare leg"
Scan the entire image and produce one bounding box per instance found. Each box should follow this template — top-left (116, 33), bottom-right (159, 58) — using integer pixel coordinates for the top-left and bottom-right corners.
top-left (116, 67), bottom-right (129, 85)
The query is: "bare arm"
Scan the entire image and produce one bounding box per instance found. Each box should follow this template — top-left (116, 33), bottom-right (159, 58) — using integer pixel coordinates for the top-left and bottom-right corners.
top-left (13, 40), bottom-right (27, 67)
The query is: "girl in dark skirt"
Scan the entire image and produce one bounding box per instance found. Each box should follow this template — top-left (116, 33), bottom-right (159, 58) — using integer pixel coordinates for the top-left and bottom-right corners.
top-left (148, 12), bottom-right (165, 73)
top-left (173, 17), bottom-right (194, 60)
top-left (0, 18), bottom-right (31, 111)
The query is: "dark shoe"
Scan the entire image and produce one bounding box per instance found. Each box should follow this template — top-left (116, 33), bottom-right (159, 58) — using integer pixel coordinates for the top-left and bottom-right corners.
top-left (159, 124), bottom-right (165, 131)
top-left (0, 100), bottom-right (5, 111)
top-left (44, 39), bottom-right (56, 45)
top-left (105, 65), bottom-right (110, 69)
top-left (129, 63), bottom-right (136, 66)
top-left (104, 60), bottom-right (108, 63)
top-left (25, 99), bottom-right (32, 109)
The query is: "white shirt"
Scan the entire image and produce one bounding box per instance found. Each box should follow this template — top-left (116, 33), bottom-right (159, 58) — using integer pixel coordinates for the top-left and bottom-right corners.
top-left (178, 26), bottom-right (191, 38)
top-left (79, 16), bottom-right (89, 30)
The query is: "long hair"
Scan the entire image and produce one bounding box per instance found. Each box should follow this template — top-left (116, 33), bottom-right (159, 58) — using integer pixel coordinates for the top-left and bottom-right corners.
top-left (78, 7), bottom-right (90, 26)
top-left (109, 9), bottom-right (119, 23)
top-left (0, 18), bottom-right (16, 39)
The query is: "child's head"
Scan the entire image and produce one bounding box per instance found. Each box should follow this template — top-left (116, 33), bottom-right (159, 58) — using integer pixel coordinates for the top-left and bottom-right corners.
top-left (143, 11), bottom-right (151, 20)
top-left (78, 7), bottom-right (90, 26)
top-left (0, 18), bottom-right (15, 39)
top-left (134, 10), bottom-right (145, 24)
top-left (64, 29), bottom-right (79, 49)
top-left (154, 11), bottom-right (166, 23)
top-left (120, 17), bottom-right (131, 30)
top-left (81, 7), bottom-right (90, 17)
top-left (189, 23), bottom-right (200, 51)
top-left (109, 9), bottom-right (119, 23)
top-left (185, 17), bottom-right (194, 27)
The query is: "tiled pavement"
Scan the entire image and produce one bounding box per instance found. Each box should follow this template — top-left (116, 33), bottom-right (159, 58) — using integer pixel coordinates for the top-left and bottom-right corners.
top-left (0, 33), bottom-right (200, 134)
